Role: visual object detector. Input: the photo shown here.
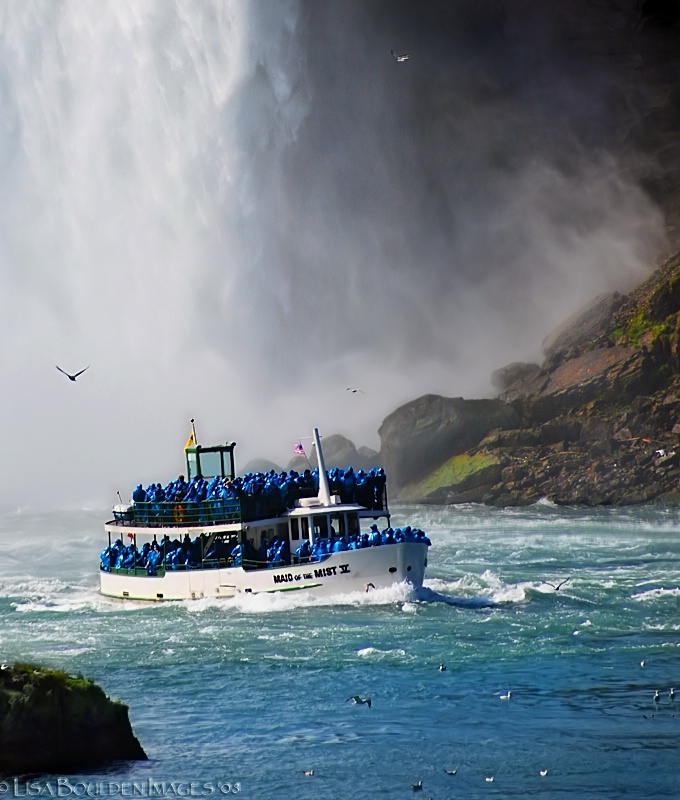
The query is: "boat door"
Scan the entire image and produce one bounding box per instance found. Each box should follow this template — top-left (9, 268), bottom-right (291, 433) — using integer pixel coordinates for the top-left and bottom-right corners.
top-left (189, 569), bottom-right (204, 599)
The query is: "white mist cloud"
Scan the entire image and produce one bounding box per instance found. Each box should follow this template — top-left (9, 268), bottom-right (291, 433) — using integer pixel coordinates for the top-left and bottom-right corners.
top-left (0, 0), bottom-right (668, 511)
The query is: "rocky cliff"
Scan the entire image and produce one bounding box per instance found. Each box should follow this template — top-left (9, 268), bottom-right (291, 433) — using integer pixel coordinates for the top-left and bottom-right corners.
top-left (381, 247), bottom-right (680, 506)
top-left (0, 663), bottom-right (147, 776)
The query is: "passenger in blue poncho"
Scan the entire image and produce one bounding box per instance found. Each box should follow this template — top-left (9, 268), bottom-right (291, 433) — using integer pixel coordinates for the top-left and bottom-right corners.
top-left (100, 546), bottom-right (113, 571)
top-left (296, 540), bottom-right (311, 563)
top-left (332, 536), bottom-right (349, 552)
top-left (275, 538), bottom-right (289, 567)
top-left (382, 528), bottom-right (396, 545)
top-left (369, 524), bottom-right (382, 546)
top-left (145, 543), bottom-right (161, 575)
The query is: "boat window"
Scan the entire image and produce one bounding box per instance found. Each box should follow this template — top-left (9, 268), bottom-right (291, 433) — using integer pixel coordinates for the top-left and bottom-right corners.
top-left (330, 512), bottom-right (345, 538)
top-left (198, 451), bottom-right (222, 478)
top-left (301, 517), bottom-right (309, 538)
top-left (275, 523), bottom-right (288, 540)
top-left (186, 450), bottom-right (199, 480)
top-left (347, 513), bottom-right (359, 536)
top-left (312, 515), bottom-right (329, 539)
top-left (290, 518), bottom-right (300, 541)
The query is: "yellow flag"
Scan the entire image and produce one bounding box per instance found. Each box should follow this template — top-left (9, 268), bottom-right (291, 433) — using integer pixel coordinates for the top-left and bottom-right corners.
top-left (184, 432), bottom-right (195, 451)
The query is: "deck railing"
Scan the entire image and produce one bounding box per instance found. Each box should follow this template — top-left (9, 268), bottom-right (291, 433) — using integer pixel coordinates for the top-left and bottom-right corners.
top-left (110, 485), bottom-right (387, 529)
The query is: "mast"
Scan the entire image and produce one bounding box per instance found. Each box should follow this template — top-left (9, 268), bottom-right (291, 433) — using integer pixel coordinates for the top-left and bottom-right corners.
top-left (313, 427), bottom-right (332, 507)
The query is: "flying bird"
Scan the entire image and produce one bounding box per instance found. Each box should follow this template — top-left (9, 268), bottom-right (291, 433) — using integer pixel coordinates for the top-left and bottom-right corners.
top-left (56, 365), bottom-right (89, 382)
top-left (545, 577), bottom-right (570, 591)
top-left (346, 387), bottom-right (365, 394)
top-left (347, 695), bottom-right (372, 708)
top-left (444, 769), bottom-right (457, 776)
top-left (391, 49), bottom-right (410, 62)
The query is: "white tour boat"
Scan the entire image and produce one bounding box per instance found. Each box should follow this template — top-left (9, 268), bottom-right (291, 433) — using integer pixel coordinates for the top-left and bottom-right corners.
top-left (99, 428), bottom-right (429, 601)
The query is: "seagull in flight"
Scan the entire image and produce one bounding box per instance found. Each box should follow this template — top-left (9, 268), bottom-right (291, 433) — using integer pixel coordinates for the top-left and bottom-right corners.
top-left (391, 49), bottom-right (410, 62)
top-left (444, 769), bottom-right (457, 776)
top-left (545, 577), bottom-right (571, 591)
top-left (347, 695), bottom-right (372, 708)
top-left (346, 387), bottom-right (365, 394)
top-left (56, 365), bottom-right (89, 382)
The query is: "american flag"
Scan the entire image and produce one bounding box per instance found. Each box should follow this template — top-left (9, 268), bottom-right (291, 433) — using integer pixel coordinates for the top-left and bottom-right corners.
top-left (294, 441), bottom-right (305, 456)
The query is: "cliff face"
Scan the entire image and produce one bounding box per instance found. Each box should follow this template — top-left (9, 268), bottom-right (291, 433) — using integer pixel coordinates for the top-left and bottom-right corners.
top-left (0, 663), bottom-right (147, 776)
top-left (382, 247), bottom-right (680, 506)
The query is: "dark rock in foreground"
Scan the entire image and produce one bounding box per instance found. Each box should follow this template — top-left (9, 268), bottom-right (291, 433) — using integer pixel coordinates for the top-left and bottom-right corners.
top-left (0, 663), bottom-right (146, 776)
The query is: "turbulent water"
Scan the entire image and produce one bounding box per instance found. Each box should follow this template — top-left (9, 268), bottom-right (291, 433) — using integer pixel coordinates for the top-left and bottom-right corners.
top-left (1, 504), bottom-right (680, 798)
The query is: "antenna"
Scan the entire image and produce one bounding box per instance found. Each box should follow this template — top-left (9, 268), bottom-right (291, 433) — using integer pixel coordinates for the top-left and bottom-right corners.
top-left (313, 428), bottom-right (332, 506)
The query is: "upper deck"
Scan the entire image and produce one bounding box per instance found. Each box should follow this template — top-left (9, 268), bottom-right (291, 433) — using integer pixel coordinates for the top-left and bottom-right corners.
top-left (111, 434), bottom-right (389, 531)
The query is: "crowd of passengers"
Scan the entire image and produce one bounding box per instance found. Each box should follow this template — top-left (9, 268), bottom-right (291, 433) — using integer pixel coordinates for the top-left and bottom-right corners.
top-left (130, 466), bottom-right (387, 515)
top-left (293, 524), bottom-right (431, 564)
top-left (100, 524), bottom-right (430, 575)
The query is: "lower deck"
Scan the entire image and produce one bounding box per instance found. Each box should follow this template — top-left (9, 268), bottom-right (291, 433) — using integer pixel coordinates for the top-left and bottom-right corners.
top-left (99, 541), bottom-right (428, 600)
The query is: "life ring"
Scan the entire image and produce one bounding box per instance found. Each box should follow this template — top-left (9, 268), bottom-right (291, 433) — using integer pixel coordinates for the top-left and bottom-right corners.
top-left (174, 504), bottom-right (185, 524)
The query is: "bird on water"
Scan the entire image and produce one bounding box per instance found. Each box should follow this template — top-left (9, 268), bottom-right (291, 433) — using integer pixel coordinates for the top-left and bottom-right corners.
top-left (347, 695), bottom-right (372, 708)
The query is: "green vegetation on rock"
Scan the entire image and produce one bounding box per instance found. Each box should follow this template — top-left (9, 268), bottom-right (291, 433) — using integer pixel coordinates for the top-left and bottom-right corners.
top-left (408, 452), bottom-right (500, 496)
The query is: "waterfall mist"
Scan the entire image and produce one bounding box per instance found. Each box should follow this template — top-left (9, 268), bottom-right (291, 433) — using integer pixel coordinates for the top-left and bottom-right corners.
top-left (0, 0), bottom-right (668, 511)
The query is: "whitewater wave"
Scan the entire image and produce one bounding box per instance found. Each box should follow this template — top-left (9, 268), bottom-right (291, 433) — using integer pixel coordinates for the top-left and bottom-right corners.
top-left (4, 577), bottom-right (142, 614)
top-left (632, 586), bottom-right (680, 602)
top-left (356, 646), bottom-right (409, 661)
top-left (181, 580), bottom-right (418, 614)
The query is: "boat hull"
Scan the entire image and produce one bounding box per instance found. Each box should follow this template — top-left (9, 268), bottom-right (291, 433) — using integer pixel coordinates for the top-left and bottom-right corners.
top-left (99, 542), bottom-right (427, 601)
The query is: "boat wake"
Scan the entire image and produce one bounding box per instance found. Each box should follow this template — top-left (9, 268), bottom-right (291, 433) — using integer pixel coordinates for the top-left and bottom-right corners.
top-left (414, 584), bottom-right (499, 608)
top-left (182, 580), bottom-right (420, 614)
top-left (417, 572), bottom-right (534, 608)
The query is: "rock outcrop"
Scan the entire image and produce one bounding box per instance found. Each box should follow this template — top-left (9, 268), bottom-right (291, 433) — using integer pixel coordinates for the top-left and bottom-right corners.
top-left (0, 663), bottom-right (147, 776)
top-left (383, 247), bottom-right (680, 506)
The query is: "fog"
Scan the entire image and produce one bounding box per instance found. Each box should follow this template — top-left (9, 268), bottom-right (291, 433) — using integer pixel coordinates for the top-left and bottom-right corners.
top-left (0, 0), bottom-right (668, 512)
